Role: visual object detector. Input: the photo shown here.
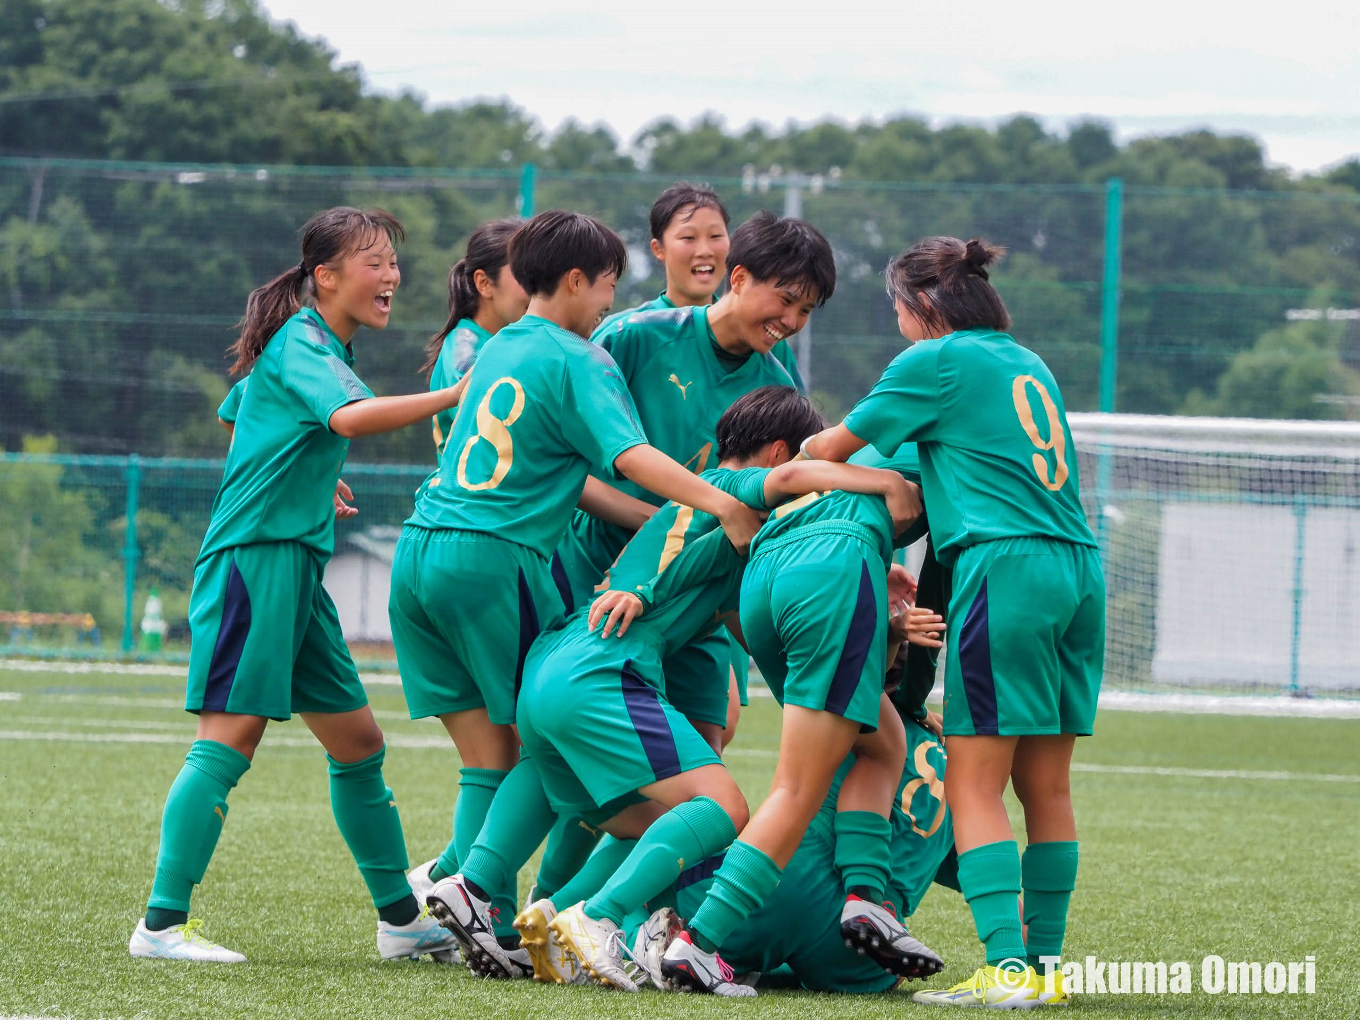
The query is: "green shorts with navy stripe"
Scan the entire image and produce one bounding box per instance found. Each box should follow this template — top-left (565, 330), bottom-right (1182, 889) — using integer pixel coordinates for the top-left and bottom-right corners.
top-left (185, 541), bottom-right (366, 721)
top-left (389, 526), bottom-right (565, 724)
top-left (551, 509), bottom-right (631, 615)
top-left (517, 625), bottom-right (722, 826)
top-left (943, 536), bottom-right (1105, 737)
top-left (662, 629), bottom-right (732, 728)
top-left (739, 528), bottom-right (887, 731)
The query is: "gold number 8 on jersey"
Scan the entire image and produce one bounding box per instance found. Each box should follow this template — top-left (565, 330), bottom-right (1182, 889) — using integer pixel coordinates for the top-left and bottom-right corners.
top-left (457, 377), bottom-right (526, 491)
top-left (1011, 374), bottom-right (1069, 492)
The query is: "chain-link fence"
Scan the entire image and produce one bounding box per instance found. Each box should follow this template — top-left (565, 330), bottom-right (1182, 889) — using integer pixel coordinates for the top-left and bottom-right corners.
top-left (4, 157), bottom-right (1358, 465)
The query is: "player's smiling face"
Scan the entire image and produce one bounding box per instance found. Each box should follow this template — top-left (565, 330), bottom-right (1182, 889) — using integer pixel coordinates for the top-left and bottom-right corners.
top-left (654, 204), bottom-right (729, 304)
top-left (333, 234), bottom-right (400, 331)
top-left (581, 269), bottom-right (620, 336)
top-left (732, 271), bottom-right (818, 355)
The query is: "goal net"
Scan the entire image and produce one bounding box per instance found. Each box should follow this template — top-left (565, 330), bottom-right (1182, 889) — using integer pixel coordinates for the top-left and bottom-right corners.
top-left (1069, 413), bottom-right (1360, 698)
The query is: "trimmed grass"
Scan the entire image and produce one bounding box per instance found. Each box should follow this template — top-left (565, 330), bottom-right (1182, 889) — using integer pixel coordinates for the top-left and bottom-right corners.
top-left (1, 664), bottom-right (1356, 1018)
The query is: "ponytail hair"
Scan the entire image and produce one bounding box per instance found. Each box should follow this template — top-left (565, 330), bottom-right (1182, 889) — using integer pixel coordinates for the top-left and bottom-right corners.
top-left (230, 206), bottom-right (404, 375)
top-left (885, 236), bottom-right (1012, 335)
top-left (422, 218), bottom-right (520, 378)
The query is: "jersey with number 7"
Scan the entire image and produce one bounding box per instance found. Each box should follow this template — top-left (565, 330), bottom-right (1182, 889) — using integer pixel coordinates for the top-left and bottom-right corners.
top-left (842, 328), bottom-right (1095, 565)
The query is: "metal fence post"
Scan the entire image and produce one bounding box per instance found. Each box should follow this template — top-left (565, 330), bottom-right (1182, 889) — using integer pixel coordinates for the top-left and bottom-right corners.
top-left (1289, 496), bottom-right (1307, 696)
top-left (519, 163), bottom-right (537, 218)
top-left (121, 455), bottom-right (141, 652)
top-left (1096, 178), bottom-right (1124, 565)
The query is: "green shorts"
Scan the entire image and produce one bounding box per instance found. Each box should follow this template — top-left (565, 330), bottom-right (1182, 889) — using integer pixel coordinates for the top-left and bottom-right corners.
top-left (389, 526), bottom-right (565, 724)
top-left (731, 632), bottom-right (750, 707)
top-left (185, 542), bottom-right (366, 721)
top-left (663, 629), bottom-right (731, 728)
top-left (739, 528), bottom-right (888, 730)
top-left (675, 825), bottom-right (896, 994)
top-left (943, 536), bottom-right (1105, 737)
top-left (517, 625), bottom-right (721, 826)
top-left (551, 510), bottom-right (631, 615)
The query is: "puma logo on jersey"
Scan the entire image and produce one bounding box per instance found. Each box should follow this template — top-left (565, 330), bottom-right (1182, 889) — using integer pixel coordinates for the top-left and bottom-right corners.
top-left (668, 374), bottom-right (693, 399)
top-left (213, 806), bottom-right (226, 822)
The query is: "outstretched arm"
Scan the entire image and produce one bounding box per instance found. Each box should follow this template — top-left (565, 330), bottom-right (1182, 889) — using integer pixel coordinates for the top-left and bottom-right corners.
top-left (763, 460), bottom-right (922, 534)
top-left (800, 422), bottom-right (869, 463)
top-left (329, 375), bottom-right (470, 439)
top-left (613, 445), bottom-right (762, 554)
top-left (578, 478), bottom-right (657, 531)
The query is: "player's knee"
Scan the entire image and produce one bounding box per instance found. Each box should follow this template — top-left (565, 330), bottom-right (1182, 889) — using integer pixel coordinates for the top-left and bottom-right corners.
top-left (715, 789), bottom-right (751, 832)
top-left (1012, 769), bottom-right (1071, 808)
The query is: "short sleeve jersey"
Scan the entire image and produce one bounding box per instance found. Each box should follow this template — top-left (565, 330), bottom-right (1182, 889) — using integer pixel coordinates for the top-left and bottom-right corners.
top-left (594, 305), bottom-right (797, 504)
top-left (594, 290), bottom-right (805, 393)
top-left (217, 377), bottom-right (248, 425)
top-left (748, 446), bottom-right (927, 566)
top-left (198, 308), bottom-right (373, 562)
top-left (407, 315), bottom-right (648, 557)
top-left (842, 329), bottom-right (1095, 564)
top-left (428, 318), bottom-right (492, 460)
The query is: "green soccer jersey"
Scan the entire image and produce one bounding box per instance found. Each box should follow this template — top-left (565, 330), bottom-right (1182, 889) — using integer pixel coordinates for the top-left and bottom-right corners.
top-left (198, 307), bottom-right (373, 562)
top-left (594, 305), bottom-right (798, 504)
top-left (217, 377), bottom-right (248, 424)
top-left (843, 329), bottom-right (1095, 564)
top-left (747, 445), bottom-right (927, 567)
top-left (407, 315), bottom-right (648, 557)
top-left (594, 291), bottom-right (805, 393)
top-left (428, 318), bottom-right (492, 459)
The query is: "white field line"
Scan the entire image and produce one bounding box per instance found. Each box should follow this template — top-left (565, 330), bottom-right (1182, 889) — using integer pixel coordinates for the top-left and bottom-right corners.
top-left (6, 660), bottom-right (1359, 717)
top-left (1, 726), bottom-right (1355, 784)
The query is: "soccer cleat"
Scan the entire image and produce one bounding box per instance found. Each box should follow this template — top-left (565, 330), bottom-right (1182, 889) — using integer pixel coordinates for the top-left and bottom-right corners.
top-left (406, 858), bottom-right (440, 904)
top-left (514, 898), bottom-right (584, 985)
top-left (912, 964), bottom-right (1043, 1009)
top-left (659, 930), bottom-right (757, 997)
top-left (548, 902), bottom-right (637, 991)
top-left (630, 906), bottom-right (684, 990)
top-left (129, 917), bottom-right (245, 963)
top-left (1035, 968), bottom-right (1069, 1006)
top-left (425, 874), bottom-right (525, 979)
top-left (840, 894), bottom-right (944, 979)
top-left (377, 911), bottom-right (462, 962)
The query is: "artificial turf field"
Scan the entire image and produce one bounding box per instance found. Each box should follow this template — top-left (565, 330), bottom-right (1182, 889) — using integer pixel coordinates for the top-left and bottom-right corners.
top-left (1, 660), bottom-right (1357, 1019)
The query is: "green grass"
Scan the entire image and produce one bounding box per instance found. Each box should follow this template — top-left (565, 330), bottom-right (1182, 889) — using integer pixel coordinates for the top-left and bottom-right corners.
top-left (1, 663), bottom-right (1357, 1019)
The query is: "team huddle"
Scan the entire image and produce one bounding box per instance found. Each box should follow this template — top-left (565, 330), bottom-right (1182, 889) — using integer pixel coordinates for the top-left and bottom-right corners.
top-left (129, 182), bottom-right (1105, 1008)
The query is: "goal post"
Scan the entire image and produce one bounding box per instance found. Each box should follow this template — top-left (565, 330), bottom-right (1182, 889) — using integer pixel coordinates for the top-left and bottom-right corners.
top-left (1069, 413), bottom-right (1360, 697)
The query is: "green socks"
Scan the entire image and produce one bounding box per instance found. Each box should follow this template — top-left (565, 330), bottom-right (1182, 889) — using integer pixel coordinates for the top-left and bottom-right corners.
top-left (535, 814), bottom-right (603, 899)
top-left (431, 766), bottom-right (508, 882)
top-left (459, 757), bottom-right (558, 933)
top-left (585, 796), bottom-right (737, 926)
top-left (834, 810), bottom-right (892, 902)
top-left (958, 840), bottom-right (1026, 967)
top-left (146, 739), bottom-right (251, 929)
top-left (551, 836), bottom-right (636, 908)
top-left (327, 746), bottom-right (414, 918)
top-left (1023, 841), bottom-right (1079, 970)
top-left (687, 839), bottom-right (782, 954)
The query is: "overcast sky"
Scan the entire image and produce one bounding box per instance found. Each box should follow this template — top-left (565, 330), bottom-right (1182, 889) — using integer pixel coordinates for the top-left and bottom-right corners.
top-left (261, 0), bottom-right (1360, 174)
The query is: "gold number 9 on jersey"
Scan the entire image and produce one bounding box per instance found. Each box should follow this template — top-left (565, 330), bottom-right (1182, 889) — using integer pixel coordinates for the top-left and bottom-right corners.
top-left (1011, 375), bottom-right (1069, 492)
top-left (457, 377), bottom-right (526, 491)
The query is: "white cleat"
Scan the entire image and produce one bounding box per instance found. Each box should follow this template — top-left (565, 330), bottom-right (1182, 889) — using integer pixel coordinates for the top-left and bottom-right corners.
top-left (630, 906), bottom-right (684, 990)
top-left (549, 902), bottom-right (638, 991)
top-left (514, 898), bottom-right (585, 985)
top-left (129, 918), bottom-right (245, 963)
top-left (840, 894), bottom-right (944, 979)
top-left (659, 930), bottom-right (756, 997)
top-left (406, 858), bottom-right (440, 904)
top-left (377, 910), bottom-right (462, 962)
top-left (426, 874), bottom-right (528, 978)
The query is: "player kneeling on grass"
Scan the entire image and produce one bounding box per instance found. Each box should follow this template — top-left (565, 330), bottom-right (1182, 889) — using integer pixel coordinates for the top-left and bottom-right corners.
top-left (655, 441), bottom-right (937, 994)
top-left (804, 237), bottom-right (1104, 1008)
top-left (426, 386), bottom-right (917, 989)
top-left (624, 633), bottom-right (956, 996)
top-left (132, 208), bottom-right (473, 964)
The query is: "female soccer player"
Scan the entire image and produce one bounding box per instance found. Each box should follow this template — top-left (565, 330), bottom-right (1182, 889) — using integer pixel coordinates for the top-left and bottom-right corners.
top-left (391, 210), bottom-right (764, 972)
top-left (421, 219), bottom-right (527, 459)
top-left (130, 207), bottom-right (470, 964)
top-left (803, 237), bottom-right (1104, 1008)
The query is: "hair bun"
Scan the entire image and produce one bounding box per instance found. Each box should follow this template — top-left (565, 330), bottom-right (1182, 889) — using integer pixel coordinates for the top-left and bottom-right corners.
top-left (963, 238), bottom-right (1004, 278)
